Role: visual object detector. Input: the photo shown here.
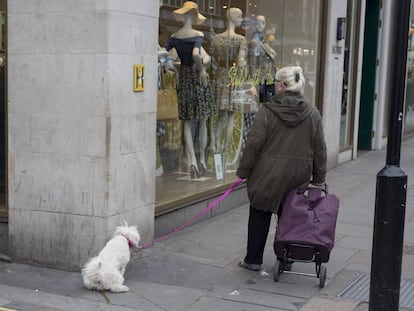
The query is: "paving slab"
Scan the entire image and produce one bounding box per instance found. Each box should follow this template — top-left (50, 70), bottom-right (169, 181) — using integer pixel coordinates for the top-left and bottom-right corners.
top-left (188, 296), bottom-right (287, 311)
top-left (336, 235), bottom-right (372, 250)
top-left (222, 287), bottom-right (305, 310)
top-left (298, 297), bottom-right (359, 311)
top-left (114, 281), bottom-right (207, 311)
top-left (71, 286), bottom-right (166, 311)
top-left (127, 252), bottom-right (254, 291)
top-left (0, 298), bottom-right (12, 306)
top-left (0, 284), bottom-right (136, 311)
top-left (0, 262), bottom-right (82, 296)
top-left (245, 277), bottom-right (318, 299)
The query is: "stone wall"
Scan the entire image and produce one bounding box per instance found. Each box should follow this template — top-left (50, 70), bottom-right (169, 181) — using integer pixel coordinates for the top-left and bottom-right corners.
top-left (7, 0), bottom-right (158, 270)
top-left (322, 0), bottom-right (347, 169)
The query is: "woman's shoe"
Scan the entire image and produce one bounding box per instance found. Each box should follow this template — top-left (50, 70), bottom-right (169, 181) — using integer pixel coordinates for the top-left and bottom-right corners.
top-left (190, 164), bottom-right (201, 179)
top-left (198, 163), bottom-right (208, 177)
top-left (238, 260), bottom-right (261, 271)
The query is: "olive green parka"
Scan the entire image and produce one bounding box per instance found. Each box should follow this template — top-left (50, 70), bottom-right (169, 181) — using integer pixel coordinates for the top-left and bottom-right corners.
top-left (236, 91), bottom-right (327, 213)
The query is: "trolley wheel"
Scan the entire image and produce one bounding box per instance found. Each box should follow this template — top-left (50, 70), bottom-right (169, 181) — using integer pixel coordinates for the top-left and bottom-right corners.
top-left (319, 265), bottom-right (327, 288)
top-left (273, 260), bottom-right (281, 282)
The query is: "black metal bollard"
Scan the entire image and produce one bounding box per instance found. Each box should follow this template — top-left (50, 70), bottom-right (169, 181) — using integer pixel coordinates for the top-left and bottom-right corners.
top-left (369, 1), bottom-right (410, 310)
top-left (369, 167), bottom-right (407, 310)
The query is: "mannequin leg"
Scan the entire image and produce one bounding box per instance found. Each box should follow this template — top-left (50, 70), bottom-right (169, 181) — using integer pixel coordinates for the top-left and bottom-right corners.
top-left (222, 112), bottom-right (235, 172)
top-left (183, 120), bottom-right (200, 178)
top-left (198, 118), bottom-right (208, 176)
top-left (222, 111), bottom-right (235, 154)
top-left (215, 110), bottom-right (227, 153)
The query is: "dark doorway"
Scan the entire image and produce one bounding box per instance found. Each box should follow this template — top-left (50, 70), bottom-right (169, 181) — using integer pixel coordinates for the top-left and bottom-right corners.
top-left (358, 0), bottom-right (380, 150)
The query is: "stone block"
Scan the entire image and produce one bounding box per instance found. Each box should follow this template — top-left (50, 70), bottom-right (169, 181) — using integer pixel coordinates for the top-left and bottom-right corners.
top-left (9, 153), bottom-right (107, 216)
top-left (79, 116), bottom-right (107, 157)
top-left (8, 12), bottom-right (107, 54)
top-left (96, 0), bottom-right (159, 17)
top-left (30, 115), bottom-right (82, 154)
top-left (110, 114), bottom-right (155, 154)
top-left (8, 0), bottom-right (96, 13)
top-left (9, 209), bottom-right (109, 270)
top-left (8, 112), bottom-right (31, 156)
top-left (107, 151), bottom-right (155, 216)
top-left (8, 55), bottom-right (99, 115)
top-left (106, 12), bottom-right (159, 55)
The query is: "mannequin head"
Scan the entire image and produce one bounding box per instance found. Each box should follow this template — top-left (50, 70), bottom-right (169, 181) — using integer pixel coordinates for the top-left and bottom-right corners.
top-left (255, 15), bottom-right (266, 33)
top-left (226, 7), bottom-right (243, 27)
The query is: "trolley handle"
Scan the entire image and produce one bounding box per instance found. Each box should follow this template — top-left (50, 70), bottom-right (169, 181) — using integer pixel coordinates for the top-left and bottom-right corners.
top-left (309, 180), bottom-right (328, 193)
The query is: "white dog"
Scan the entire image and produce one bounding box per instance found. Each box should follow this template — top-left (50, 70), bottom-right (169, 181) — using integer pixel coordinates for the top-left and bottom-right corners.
top-left (81, 223), bottom-right (140, 293)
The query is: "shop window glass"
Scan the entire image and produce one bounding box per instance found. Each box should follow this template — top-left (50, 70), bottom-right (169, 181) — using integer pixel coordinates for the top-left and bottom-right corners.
top-left (156, 0), bottom-right (322, 214)
top-left (339, 0), bottom-right (355, 149)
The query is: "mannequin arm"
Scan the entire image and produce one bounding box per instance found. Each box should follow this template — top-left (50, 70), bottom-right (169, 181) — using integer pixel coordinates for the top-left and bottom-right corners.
top-left (193, 47), bottom-right (208, 87)
top-left (201, 47), bottom-right (211, 69)
top-left (237, 42), bottom-right (248, 78)
top-left (157, 44), bottom-right (169, 60)
top-left (238, 48), bottom-right (247, 69)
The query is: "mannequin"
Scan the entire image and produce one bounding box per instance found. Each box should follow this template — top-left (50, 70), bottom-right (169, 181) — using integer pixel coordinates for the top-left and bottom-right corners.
top-left (210, 7), bottom-right (247, 167)
top-left (242, 15), bottom-right (278, 155)
top-left (164, 1), bottom-right (214, 179)
top-left (249, 14), bottom-right (277, 102)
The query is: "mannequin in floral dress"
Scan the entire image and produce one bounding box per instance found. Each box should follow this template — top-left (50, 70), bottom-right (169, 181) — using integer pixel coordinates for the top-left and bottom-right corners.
top-left (164, 1), bottom-right (215, 178)
top-left (210, 7), bottom-right (247, 167)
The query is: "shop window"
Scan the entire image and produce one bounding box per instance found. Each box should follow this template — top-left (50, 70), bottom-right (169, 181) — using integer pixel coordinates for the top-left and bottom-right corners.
top-left (156, 0), bottom-right (323, 214)
top-left (339, 0), bottom-right (355, 150)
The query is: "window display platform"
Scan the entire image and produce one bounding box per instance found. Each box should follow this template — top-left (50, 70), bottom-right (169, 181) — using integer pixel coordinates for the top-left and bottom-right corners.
top-left (155, 170), bottom-right (243, 215)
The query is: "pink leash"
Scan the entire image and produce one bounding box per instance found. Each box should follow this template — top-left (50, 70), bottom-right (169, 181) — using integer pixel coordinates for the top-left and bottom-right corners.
top-left (139, 178), bottom-right (244, 249)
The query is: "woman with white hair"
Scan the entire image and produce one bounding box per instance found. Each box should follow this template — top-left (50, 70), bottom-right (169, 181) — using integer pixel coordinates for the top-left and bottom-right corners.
top-left (237, 65), bottom-right (327, 271)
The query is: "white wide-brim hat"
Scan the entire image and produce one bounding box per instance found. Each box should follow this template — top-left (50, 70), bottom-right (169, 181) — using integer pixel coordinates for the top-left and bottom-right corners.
top-left (173, 1), bottom-right (207, 24)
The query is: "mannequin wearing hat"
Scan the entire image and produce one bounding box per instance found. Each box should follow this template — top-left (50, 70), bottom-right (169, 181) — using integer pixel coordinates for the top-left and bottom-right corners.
top-left (210, 7), bottom-right (247, 167)
top-left (164, 1), bottom-right (214, 179)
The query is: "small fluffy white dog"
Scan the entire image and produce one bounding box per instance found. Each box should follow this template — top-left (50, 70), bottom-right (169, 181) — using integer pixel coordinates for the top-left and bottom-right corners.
top-left (82, 223), bottom-right (140, 293)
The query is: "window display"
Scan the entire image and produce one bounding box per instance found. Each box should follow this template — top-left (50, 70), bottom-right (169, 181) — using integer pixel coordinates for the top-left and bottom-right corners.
top-left (156, 0), bottom-right (323, 214)
top-left (164, 2), bottom-right (215, 179)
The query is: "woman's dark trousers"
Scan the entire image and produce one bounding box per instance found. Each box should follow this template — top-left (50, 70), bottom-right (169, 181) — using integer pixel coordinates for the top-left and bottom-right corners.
top-left (244, 205), bottom-right (273, 265)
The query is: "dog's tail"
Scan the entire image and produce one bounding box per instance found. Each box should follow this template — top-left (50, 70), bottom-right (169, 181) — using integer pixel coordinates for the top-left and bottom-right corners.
top-left (82, 258), bottom-right (105, 291)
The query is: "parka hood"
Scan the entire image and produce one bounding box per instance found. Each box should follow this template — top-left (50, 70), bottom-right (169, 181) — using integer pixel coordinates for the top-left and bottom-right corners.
top-left (264, 91), bottom-right (311, 127)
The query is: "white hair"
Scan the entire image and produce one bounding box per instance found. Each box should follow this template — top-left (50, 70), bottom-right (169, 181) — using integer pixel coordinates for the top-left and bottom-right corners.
top-left (275, 66), bottom-right (306, 94)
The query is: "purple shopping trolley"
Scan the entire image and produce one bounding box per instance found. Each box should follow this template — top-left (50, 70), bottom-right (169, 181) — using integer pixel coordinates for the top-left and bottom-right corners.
top-left (273, 186), bottom-right (339, 288)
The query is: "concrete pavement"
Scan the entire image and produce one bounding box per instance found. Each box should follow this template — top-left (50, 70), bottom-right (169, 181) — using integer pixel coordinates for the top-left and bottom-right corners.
top-left (0, 135), bottom-right (414, 310)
